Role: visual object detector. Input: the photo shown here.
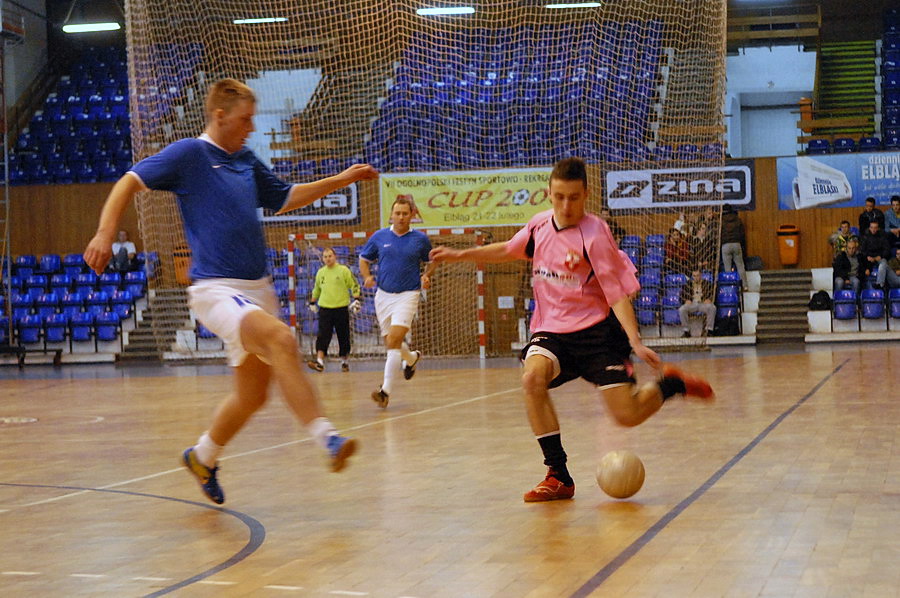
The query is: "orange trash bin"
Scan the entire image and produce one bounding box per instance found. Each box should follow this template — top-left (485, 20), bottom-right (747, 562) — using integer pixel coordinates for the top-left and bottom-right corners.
top-left (777, 224), bottom-right (800, 266)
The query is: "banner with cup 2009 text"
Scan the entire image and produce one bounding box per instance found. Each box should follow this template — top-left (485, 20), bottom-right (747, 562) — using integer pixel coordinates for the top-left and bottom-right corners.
top-left (379, 168), bottom-right (552, 227)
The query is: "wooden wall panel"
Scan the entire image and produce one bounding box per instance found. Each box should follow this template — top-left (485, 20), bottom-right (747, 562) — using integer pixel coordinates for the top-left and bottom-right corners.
top-left (10, 183), bottom-right (141, 258)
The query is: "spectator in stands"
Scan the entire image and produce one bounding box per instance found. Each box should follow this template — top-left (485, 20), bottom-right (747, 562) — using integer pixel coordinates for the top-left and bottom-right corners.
top-left (678, 268), bottom-right (716, 338)
top-left (885, 246), bottom-right (900, 290)
top-left (832, 237), bottom-right (864, 295)
top-left (307, 247), bottom-right (361, 373)
top-left (885, 195), bottom-right (900, 248)
top-left (828, 220), bottom-right (853, 258)
top-left (110, 230), bottom-right (137, 273)
top-left (600, 206), bottom-right (626, 246)
top-left (719, 204), bottom-right (747, 291)
top-left (858, 197), bottom-right (885, 238)
top-left (664, 227), bottom-right (691, 275)
top-left (690, 220), bottom-right (716, 271)
top-left (83, 78), bottom-right (375, 505)
top-left (860, 220), bottom-right (893, 289)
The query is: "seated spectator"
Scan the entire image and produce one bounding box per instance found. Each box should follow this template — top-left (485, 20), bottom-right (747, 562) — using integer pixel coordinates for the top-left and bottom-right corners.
top-left (858, 197), bottom-right (885, 238)
top-left (886, 246), bottom-right (900, 290)
top-left (664, 227), bottom-right (691, 275)
top-left (885, 195), bottom-right (900, 248)
top-left (860, 221), bottom-right (893, 289)
top-left (832, 237), bottom-right (864, 295)
top-left (828, 220), bottom-right (853, 258)
top-left (690, 220), bottom-right (717, 271)
top-left (110, 230), bottom-right (137, 273)
top-left (599, 206), bottom-right (626, 246)
top-left (678, 268), bottom-right (716, 338)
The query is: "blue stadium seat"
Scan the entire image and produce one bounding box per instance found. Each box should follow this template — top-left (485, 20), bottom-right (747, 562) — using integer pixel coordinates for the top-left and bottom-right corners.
top-left (50, 273), bottom-right (73, 297)
top-left (858, 136), bottom-right (881, 152)
top-left (17, 315), bottom-right (43, 344)
top-left (111, 290), bottom-right (134, 319)
top-left (44, 314), bottom-right (69, 343)
top-left (95, 311), bottom-right (121, 342)
top-left (620, 235), bottom-right (641, 249)
top-left (25, 275), bottom-right (48, 300)
top-left (645, 234), bottom-right (665, 248)
top-left (638, 271), bottom-right (661, 290)
top-left (662, 294), bottom-right (682, 326)
top-left (60, 292), bottom-right (85, 318)
top-left (14, 254), bottom-right (37, 278)
top-left (35, 293), bottom-right (60, 319)
top-left (890, 289), bottom-right (900, 319)
top-left (37, 254), bottom-right (62, 275)
top-left (806, 139), bottom-right (830, 154)
top-left (74, 272), bottom-right (98, 295)
top-left (861, 289), bottom-right (885, 319)
top-left (124, 270), bottom-right (147, 298)
top-left (70, 312), bottom-right (94, 343)
top-left (832, 137), bottom-right (856, 153)
top-left (674, 143), bottom-right (699, 161)
top-left (98, 272), bottom-right (122, 295)
top-left (0, 316), bottom-right (8, 344)
top-left (636, 292), bottom-right (660, 326)
top-left (833, 289), bottom-right (857, 320)
top-left (716, 288), bottom-right (740, 307)
top-left (63, 253), bottom-right (86, 275)
top-left (85, 291), bottom-right (110, 315)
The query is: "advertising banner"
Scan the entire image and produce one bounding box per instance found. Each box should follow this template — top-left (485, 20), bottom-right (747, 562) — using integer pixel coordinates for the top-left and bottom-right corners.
top-left (604, 160), bottom-right (755, 211)
top-left (261, 183), bottom-right (360, 225)
top-left (379, 168), bottom-right (552, 227)
top-left (776, 152), bottom-right (900, 210)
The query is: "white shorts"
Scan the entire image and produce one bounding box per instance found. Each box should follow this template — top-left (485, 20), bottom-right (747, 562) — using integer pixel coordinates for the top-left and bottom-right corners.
top-left (374, 289), bottom-right (420, 335)
top-left (188, 277), bottom-right (280, 367)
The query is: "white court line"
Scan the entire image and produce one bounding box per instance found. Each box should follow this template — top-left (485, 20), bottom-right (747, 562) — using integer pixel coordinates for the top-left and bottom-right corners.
top-left (2, 571), bottom-right (40, 576)
top-left (9, 386), bottom-right (519, 510)
top-left (132, 576), bottom-right (171, 582)
top-left (329, 591), bottom-right (369, 596)
top-left (71, 573), bottom-right (106, 578)
top-left (264, 585), bottom-right (305, 591)
top-left (198, 580), bottom-right (237, 585)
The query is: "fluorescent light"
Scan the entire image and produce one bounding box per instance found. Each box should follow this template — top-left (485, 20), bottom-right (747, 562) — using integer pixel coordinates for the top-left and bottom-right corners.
top-left (416, 7), bottom-right (475, 16)
top-left (233, 17), bottom-right (288, 24)
top-left (545, 2), bottom-right (602, 8)
top-left (62, 22), bottom-right (121, 33)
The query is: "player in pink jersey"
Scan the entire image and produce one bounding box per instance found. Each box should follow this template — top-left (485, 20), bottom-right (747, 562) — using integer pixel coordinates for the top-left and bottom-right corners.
top-left (431, 158), bottom-right (714, 502)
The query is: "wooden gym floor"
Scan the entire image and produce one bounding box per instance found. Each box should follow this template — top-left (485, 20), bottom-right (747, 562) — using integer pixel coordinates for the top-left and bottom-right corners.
top-left (0, 342), bottom-right (898, 597)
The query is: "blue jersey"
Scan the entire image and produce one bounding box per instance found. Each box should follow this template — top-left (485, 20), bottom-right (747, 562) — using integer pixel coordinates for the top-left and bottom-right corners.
top-left (360, 228), bottom-right (432, 293)
top-left (130, 137), bottom-right (291, 281)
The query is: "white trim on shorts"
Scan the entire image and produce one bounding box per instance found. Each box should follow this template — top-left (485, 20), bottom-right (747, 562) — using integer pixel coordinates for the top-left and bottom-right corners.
top-left (524, 345), bottom-right (562, 381)
top-left (188, 277), bottom-right (280, 367)
top-left (374, 289), bottom-right (420, 335)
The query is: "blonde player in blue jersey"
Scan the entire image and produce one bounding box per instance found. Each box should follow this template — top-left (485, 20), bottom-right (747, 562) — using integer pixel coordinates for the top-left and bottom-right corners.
top-left (359, 197), bottom-right (435, 408)
top-left (83, 78), bottom-right (377, 504)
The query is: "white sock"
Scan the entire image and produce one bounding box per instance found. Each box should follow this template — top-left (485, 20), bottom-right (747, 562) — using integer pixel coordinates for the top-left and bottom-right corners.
top-left (317, 357), bottom-right (324, 366)
top-left (383, 349), bottom-right (402, 395)
top-left (195, 432), bottom-right (224, 468)
top-left (307, 417), bottom-right (337, 450)
top-left (400, 342), bottom-right (415, 363)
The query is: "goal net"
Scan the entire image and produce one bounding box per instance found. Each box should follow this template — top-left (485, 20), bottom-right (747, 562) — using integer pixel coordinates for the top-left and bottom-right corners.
top-left (125, 0), bottom-right (728, 359)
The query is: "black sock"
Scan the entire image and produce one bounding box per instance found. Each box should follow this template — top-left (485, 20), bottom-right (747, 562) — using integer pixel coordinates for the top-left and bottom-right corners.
top-left (537, 434), bottom-right (573, 486)
top-left (658, 376), bottom-right (686, 401)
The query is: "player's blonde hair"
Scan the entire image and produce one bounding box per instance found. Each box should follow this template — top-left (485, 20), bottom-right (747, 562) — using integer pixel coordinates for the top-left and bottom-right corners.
top-left (205, 78), bottom-right (256, 119)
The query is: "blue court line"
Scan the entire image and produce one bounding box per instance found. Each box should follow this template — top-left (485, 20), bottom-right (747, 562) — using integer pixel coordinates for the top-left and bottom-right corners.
top-left (0, 483), bottom-right (265, 597)
top-left (569, 358), bottom-right (850, 598)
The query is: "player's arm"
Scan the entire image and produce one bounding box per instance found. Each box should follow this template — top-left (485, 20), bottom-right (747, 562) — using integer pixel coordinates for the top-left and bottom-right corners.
top-left (429, 241), bottom-right (517, 264)
top-left (277, 164), bottom-right (378, 214)
top-left (610, 296), bottom-right (662, 369)
top-left (359, 257), bottom-right (375, 288)
top-left (84, 172), bottom-right (146, 275)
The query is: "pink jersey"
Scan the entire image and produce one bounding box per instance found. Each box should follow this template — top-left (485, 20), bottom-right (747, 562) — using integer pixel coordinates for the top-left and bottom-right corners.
top-left (506, 209), bottom-right (640, 333)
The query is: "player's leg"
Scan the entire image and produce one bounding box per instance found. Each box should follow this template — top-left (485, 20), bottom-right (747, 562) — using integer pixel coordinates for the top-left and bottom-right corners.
top-left (335, 306), bottom-right (351, 371)
top-left (381, 323), bottom-right (409, 392)
top-left (521, 347), bottom-right (575, 502)
top-left (240, 309), bottom-right (357, 471)
top-left (310, 309), bottom-right (334, 371)
top-left (600, 366), bottom-right (713, 429)
top-left (678, 302), bottom-right (693, 337)
top-left (372, 290), bottom-right (419, 406)
top-left (701, 303), bottom-right (716, 335)
top-left (182, 354), bottom-right (270, 505)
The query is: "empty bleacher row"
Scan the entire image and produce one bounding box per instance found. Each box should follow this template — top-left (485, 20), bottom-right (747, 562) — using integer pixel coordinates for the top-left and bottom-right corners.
top-left (1, 252), bottom-right (155, 350)
top-left (832, 288), bottom-right (900, 328)
top-left (881, 11), bottom-right (900, 147)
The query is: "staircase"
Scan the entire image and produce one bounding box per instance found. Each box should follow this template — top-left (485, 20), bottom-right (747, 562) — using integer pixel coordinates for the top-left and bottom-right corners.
top-left (811, 41), bottom-right (878, 139)
top-left (119, 289), bottom-right (191, 361)
top-left (755, 270), bottom-right (812, 344)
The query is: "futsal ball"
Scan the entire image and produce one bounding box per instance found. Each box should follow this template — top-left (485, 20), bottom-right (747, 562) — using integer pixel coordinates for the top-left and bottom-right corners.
top-left (596, 450), bottom-right (645, 499)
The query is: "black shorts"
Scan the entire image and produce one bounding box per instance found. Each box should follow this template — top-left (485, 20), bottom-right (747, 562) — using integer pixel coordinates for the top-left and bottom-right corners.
top-left (519, 314), bottom-right (636, 389)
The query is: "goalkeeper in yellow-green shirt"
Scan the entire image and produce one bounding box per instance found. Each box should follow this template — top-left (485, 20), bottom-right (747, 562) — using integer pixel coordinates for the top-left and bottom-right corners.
top-left (308, 247), bottom-right (362, 372)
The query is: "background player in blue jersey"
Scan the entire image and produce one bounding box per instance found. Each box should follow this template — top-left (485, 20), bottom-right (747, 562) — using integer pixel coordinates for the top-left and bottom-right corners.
top-left (359, 197), bottom-right (435, 408)
top-left (83, 78), bottom-right (377, 504)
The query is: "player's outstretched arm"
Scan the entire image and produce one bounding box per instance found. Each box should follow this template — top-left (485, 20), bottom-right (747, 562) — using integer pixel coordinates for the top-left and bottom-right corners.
top-left (430, 242), bottom-right (515, 264)
top-left (610, 296), bottom-right (662, 370)
top-left (84, 173), bottom-right (146, 275)
top-left (278, 164), bottom-right (378, 214)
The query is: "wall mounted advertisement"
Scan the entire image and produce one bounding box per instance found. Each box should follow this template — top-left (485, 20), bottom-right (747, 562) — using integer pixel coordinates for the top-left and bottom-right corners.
top-left (776, 152), bottom-right (900, 210)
